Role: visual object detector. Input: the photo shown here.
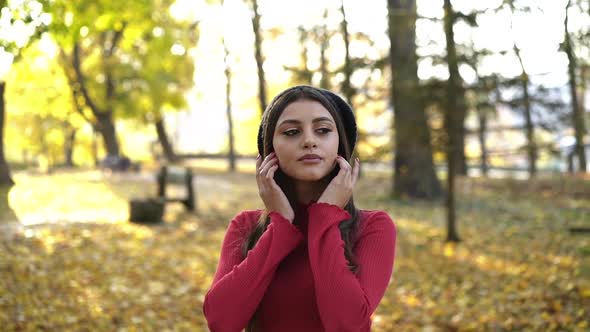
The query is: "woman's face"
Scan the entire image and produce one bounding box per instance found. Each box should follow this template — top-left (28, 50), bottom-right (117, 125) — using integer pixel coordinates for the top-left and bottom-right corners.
top-left (272, 99), bottom-right (340, 182)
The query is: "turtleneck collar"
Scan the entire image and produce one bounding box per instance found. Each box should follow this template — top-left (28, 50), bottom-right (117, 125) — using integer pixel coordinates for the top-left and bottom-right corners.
top-left (292, 200), bottom-right (317, 234)
top-left (295, 199), bottom-right (317, 211)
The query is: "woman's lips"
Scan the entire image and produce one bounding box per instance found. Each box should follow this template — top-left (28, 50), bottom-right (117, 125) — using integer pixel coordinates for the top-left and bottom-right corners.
top-left (299, 157), bottom-right (322, 164)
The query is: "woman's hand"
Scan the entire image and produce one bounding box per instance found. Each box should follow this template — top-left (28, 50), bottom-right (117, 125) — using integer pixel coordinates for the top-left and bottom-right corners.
top-left (256, 152), bottom-right (295, 223)
top-left (317, 156), bottom-right (360, 208)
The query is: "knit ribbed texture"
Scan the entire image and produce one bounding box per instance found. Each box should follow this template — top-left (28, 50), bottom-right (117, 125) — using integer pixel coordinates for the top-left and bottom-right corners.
top-left (203, 203), bottom-right (396, 332)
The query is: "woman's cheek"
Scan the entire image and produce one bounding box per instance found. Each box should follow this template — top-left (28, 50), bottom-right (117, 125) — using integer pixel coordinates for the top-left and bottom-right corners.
top-left (329, 157), bottom-right (338, 169)
top-left (276, 157), bottom-right (288, 172)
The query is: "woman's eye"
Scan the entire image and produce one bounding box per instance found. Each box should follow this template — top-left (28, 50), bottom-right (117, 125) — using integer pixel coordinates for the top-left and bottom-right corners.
top-left (283, 128), bottom-right (331, 137)
top-left (284, 129), bottom-right (299, 136)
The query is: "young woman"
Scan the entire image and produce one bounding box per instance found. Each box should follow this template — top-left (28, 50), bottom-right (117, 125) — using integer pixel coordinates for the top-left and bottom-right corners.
top-left (203, 85), bottom-right (397, 332)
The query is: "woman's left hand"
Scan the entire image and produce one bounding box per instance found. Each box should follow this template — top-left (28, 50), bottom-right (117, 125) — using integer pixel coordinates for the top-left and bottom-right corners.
top-left (317, 156), bottom-right (360, 208)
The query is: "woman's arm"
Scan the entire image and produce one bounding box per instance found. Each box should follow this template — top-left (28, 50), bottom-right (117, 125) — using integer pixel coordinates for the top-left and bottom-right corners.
top-left (307, 203), bottom-right (397, 332)
top-left (203, 211), bottom-right (304, 332)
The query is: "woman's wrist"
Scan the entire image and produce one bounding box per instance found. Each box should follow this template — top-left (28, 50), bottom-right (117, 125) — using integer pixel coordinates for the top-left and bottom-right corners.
top-left (270, 210), bottom-right (294, 223)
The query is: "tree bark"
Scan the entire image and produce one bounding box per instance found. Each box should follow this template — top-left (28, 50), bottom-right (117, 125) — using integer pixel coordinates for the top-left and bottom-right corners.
top-left (155, 118), bottom-right (177, 163)
top-left (223, 37), bottom-right (236, 172)
top-left (339, 0), bottom-right (363, 178)
top-left (95, 112), bottom-right (120, 157)
top-left (319, 8), bottom-right (330, 90)
top-left (508, 0), bottom-right (537, 177)
top-left (64, 125), bottom-right (77, 167)
top-left (388, 0), bottom-right (442, 200)
top-left (340, 0), bottom-right (353, 106)
top-left (443, 0), bottom-right (461, 242)
top-left (581, 65), bottom-right (588, 148)
top-left (0, 82), bottom-right (14, 186)
top-left (564, 0), bottom-right (587, 172)
top-left (443, 0), bottom-right (467, 176)
top-left (72, 39), bottom-right (121, 158)
top-left (91, 129), bottom-right (99, 167)
top-left (477, 110), bottom-right (488, 176)
top-left (297, 27), bottom-right (313, 84)
top-left (250, 0), bottom-right (267, 118)
top-left (520, 72), bottom-right (537, 177)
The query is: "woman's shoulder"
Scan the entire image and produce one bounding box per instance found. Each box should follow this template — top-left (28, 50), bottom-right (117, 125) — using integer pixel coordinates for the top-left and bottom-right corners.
top-left (229, 208), bottom-right (264, 231)
top-left (356, 208), bottom-right (396, 234)
top-left (358, 208), bottom-right (394, 221)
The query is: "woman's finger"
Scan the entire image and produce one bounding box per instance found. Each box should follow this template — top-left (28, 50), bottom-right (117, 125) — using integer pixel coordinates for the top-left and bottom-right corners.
top-left (258, 153), bottom-right (275, 174)
top-left (266, 164), bottom-right (279, 185)
top-left (336, 156), bottom-right (352, 176)
top-left (257, 156), bottom-right (265, 177)
top-left (258, 152), bottom-right (274, 170)
top-left (259, 157), bottom-right (278, 178)
top-left (256, 159), bottom-right (262, 176)
top-left (338, 156), bottom-right (354, 186)
top-left (341, 155), bottom-right (353, 170)
top-left (333, 157), bottom-right (346, 180)
top-left (352, 157), bottom-right (360, 186)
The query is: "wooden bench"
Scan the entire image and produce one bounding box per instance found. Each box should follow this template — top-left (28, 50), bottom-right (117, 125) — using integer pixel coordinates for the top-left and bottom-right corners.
top-left (129, 166), bottom-right (197, 223)
top-left (156, 165), bottom-right (196, 212)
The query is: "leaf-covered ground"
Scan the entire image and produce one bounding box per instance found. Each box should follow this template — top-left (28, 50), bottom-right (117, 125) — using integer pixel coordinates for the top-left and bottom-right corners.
top-left (1, 168), bottom-right (589, 331)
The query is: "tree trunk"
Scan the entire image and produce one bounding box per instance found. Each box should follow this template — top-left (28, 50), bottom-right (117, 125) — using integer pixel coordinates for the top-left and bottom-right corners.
top-left (477, 110), bottom-right (488, 177)
top-left (455, 108), bottom-right (467, 175)
top-left (388, 0), bottom-right (442, 200)
top-left (339, 0), bottom-right (362, 178)
top-left (508, 0), bottom-right (537, 177)
top-left (155, 118), bottom-right (177, 163)
top-left (514, 43), bottom-right (537, 177)
top-left (520, 72), bottom-right (537, 177)
top-left (0, 82), bottom-right (14, 186)
top-left (223, 38), bottom-right (236, 172)
top-left (564, 1), bottom-right (587, 172)
top-left (64, 125), bottom-right (77, 167)
top-left (92, 129), bottom-right (99, 167)
top-left (582, 64), bottom-right (587, 112)
top-left (319, 8), bottom-right (330, 90)
top-left (340, 0), bottom-right (353, 106)
top-left (443, 0), bottom-right (461, 242)
top-left (581, 65), bottom-right (588, 153)
top-left (297, 27), bottom-right (313, 85)
top-left (72, 39), bottom-right (122, 158)
top-left (250, 0), bottom-right (267, 118)
top-left (443, 0), bottom-right (467, 176)
top-left (95, 112), bottom-right (120, 157)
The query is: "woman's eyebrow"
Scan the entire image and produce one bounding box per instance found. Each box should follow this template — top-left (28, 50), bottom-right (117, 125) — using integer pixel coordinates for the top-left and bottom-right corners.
top-left (278, 117), bottom-right (334, 127)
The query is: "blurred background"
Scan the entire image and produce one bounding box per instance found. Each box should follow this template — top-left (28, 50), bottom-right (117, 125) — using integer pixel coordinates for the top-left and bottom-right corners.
top-left (0, 0), bottom-right (589, 331)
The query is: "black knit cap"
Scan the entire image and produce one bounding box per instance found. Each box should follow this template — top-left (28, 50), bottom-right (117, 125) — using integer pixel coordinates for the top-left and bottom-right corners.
top-left (257, 86), bottom-right (357, 156)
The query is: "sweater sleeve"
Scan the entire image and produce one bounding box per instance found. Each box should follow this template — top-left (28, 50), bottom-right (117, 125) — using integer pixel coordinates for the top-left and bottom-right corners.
top-left (307, 202), bottom-right (396, 332)
top-left (203, 210), bottom-right (304, 332)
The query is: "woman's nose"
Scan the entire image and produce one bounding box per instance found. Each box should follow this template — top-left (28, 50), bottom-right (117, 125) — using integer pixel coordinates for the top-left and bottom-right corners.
top-left (302, 131), bottom-right (317, 149)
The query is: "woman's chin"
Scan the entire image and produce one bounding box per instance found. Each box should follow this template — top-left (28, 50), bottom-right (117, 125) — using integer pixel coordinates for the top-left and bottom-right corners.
top-left (289, 170), bottom-right (330, 182)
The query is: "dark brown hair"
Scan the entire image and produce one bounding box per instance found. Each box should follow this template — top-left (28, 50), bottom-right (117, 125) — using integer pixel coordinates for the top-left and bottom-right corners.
top-left (243, 86), bottom-right (360, 331)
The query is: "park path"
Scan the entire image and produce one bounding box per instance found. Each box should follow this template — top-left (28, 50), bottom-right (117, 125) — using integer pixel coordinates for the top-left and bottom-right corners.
top-left (0, 169), bottom-right (250, 238)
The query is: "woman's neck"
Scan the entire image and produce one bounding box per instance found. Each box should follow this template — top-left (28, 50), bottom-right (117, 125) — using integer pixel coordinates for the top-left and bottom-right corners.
top-left (294, 178), bottom-right (330, 205)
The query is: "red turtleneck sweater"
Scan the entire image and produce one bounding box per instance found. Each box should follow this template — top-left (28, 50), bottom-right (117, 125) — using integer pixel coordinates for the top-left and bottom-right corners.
top-left (202, 201), bottom-right (396, 332)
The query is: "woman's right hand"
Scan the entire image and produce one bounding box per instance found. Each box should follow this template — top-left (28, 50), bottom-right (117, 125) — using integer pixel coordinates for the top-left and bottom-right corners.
top-left (256, 152), bottom-right (295, 223)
